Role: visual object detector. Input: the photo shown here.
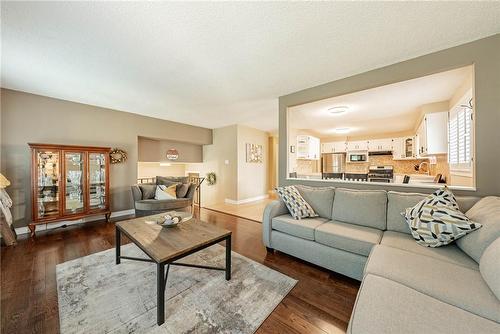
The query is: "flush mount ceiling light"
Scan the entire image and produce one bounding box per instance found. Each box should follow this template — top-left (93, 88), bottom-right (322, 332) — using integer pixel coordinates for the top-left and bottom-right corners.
top-left (334, 127), bottom-right (350, 134)
top-left (328, 106), bottom-right (349, 115)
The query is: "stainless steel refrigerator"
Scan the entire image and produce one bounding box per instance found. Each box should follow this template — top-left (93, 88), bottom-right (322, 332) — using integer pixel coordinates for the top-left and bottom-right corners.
top-left (322, 153), bottom-right (346, 173)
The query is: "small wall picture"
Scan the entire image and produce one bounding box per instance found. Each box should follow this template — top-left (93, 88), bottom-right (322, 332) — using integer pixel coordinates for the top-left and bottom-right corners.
top-left (246, 143), bottom-right (263, 163)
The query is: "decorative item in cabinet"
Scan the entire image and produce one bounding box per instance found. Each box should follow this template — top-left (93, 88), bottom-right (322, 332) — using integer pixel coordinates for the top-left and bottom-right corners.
top-left (29, 143), bottom-right (111, 237)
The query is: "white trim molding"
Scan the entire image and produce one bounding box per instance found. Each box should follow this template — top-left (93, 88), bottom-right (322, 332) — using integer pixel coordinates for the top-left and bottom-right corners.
top-left (14, 209), bottom-right (135, 235)
top-left (224, 194), bottom-right (269, 205)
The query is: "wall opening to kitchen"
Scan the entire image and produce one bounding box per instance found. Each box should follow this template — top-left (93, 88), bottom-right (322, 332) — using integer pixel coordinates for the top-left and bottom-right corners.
top-left (286, 65), bottom-right (475, 190)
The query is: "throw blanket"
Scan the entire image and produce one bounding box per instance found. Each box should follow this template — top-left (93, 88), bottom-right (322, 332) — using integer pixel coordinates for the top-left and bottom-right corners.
top-left (0, 189), bottom-right (13, 226)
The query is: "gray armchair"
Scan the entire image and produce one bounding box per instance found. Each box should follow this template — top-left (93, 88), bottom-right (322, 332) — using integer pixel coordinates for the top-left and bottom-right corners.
top-left (131, 177), bottom-right (197, 217)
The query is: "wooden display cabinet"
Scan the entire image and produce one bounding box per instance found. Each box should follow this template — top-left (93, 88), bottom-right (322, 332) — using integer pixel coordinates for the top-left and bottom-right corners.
top-left (29, 143), bottom-right (111, 237)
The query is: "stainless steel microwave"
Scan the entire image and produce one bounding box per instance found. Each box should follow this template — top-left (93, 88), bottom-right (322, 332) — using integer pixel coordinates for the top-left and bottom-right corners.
top-left (348, 151), bottom-right (368, 163)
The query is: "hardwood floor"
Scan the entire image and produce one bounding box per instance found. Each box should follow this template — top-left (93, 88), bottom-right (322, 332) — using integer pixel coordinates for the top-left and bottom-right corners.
top-left (1, 209), bottom-right (360, 334)
top-left (204, 198), bottom-right (275, 222)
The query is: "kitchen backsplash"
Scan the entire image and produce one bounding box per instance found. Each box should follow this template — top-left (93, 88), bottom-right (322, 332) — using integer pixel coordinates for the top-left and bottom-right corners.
top-left (296, 159), bottom-right (321, 174)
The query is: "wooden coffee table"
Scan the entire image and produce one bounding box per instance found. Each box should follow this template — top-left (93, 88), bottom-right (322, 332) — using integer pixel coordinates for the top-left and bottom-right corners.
top-left (115, 213), bottom-right (232, 326)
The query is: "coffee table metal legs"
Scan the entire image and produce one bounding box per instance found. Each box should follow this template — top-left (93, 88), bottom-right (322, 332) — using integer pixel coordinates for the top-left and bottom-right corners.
top-left (226, 235), bottom-right (231, 280)
top-left (115, 226), bottom-right (121, 265)
top-left (157, 263), bottom-right (165, 325)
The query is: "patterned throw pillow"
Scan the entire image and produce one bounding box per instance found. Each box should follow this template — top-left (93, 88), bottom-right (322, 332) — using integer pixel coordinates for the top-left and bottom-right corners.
top-left (155, 184), bottom-right (177, 200)
top-left (276, 186), bottom-right (318, 220)
top-left (402, 187), bottom-right (482, 247)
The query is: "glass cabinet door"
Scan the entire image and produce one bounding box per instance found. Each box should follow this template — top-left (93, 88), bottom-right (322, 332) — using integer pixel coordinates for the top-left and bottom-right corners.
top-left (36, 150), bottom-right (60, 219)
top-left (64, 152), bottom-right (85, 215)
top-left (88, 152), bottom-right (107, 210)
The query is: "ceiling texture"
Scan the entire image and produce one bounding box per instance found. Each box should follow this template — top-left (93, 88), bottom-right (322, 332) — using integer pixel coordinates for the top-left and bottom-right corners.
top-left (2, 2), bottom-right (500, 132)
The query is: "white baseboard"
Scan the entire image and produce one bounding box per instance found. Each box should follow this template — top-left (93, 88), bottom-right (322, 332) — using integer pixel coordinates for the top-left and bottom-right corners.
top-left (14, 209), bottom-right (135, 235)
top-left (224, 194), bottom-right (269, 205)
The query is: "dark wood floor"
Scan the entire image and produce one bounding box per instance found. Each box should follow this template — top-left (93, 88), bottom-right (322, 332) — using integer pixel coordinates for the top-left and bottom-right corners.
top-left (1, 209), bottom-right (360, 334)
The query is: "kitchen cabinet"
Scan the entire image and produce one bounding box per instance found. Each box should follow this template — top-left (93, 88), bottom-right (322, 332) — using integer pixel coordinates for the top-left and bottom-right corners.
top-left (347, 140), bottom-right (369, 151)
top-left (321, 141), bottom-right (346, 153)
top-left (393, 136), bottom-right (416, 160)
top-left (416, 111), bottom-right (448, 156)
top-left (297, 135), bottom-right (320, 160)
top-left (333, 141), bottom-right (347, 153)
top-left (368, 138), bottom-right (393, 152)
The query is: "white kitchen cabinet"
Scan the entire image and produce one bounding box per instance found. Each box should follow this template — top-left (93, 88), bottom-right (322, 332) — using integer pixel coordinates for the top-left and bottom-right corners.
top-left (416, 111), bottom-right (448, 156)
top-left (321, 142), bottom-right (334, 153)
top-left (393, 136), bottom-right (416, 159)
top-left (297, 135), bottom-right (320, 160)
top-left (321, 141), bottom-right (346, 153)
top-left (347, 140), bottom-right (369, 151)
top-left (368, 138), bottom-right (393, 152)
top-left (333, 141), bottom-right (347, 153)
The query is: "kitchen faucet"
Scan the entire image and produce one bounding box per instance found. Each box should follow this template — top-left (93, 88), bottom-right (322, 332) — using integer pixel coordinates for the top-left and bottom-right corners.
top-left (417, 161), bottom-right (430, 175)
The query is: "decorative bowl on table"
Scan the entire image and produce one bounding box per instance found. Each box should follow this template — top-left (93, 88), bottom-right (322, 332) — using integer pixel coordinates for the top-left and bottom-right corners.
top-left (160, 212), bottom-right (192, 228)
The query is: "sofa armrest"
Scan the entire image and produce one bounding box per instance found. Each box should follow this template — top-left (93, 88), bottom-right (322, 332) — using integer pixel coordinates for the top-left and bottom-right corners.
top-left (262, 199), bottom-right (288, 247)
top-left (131, 185), bottom-right (142, 203)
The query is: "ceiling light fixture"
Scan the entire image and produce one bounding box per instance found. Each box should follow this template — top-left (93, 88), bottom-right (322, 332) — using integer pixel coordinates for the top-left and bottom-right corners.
top-left (334, 127), bottom-right (350, 134)
top-left (328, 106), bottom-right (349, 115)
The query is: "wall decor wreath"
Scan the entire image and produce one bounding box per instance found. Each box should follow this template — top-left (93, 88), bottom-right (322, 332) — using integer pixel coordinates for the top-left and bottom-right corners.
top-left (206, 172), bottom-right (216, 185)
top-left (109, 148), bottom-right (127, 164)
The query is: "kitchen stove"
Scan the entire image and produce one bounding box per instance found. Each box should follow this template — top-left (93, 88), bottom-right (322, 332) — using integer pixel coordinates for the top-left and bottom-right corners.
top-left (368, 165), bottom-right (394, 183)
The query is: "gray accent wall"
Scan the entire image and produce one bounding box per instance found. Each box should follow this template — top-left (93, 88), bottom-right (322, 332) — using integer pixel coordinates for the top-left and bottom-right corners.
top-left (0, 89), bottom-right (212, 228)
top-left (279, 34), bottom-right (500, 197)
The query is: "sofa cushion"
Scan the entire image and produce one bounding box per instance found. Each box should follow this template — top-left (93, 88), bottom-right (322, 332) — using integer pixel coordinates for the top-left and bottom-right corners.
top-left (457, 196), bottom-right (500, 262)
top-left (480, 237), bottom-right (500, 300)
top-left (295, 185), bottom-right (335, 219)
top-left (276, 186), bottom-right (318, 219)
top-left (155, 184), bottom-right (177, 200)
top-left (348, 274), bottom-right (500, 334)
top-left (332, 188), bottom-right (387, 230)
top-left (176, 183), bottom-right (190, 198)
top-left (403, 187), bottom-right (481, 247)
top-left (387, 191), bottom-right (426, 234)
top-left (381, 231), bottom-right (478, 270)
top-left (365, 245), bottom-right (500, 322)
top-left (272, 214), bottom-right (327, 241)
top-left (139, 184), bottom-right (156, 200)
top-left (315, 221), bottom-right (382, 256)
top-left (134, 198), bottom-right (191, 211)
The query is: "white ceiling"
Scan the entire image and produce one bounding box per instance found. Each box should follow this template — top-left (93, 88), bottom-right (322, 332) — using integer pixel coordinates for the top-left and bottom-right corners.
top-left (289, 66), bottom-right (472, 138)
top-left (2, 2), bottom-right (500, 132)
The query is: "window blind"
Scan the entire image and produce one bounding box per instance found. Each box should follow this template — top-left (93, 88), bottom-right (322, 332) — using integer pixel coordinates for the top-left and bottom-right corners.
top-left (448, 103), bottom-right (472, 170)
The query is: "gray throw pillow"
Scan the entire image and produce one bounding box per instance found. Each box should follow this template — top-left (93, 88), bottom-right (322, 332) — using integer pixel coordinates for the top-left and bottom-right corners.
top-left (139, 184), bottom-right (156, 200)
top-left (176, 183), bottom-right (190, 198)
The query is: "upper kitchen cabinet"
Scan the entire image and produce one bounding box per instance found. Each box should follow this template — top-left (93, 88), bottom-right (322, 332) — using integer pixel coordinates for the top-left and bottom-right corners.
top-left (416, 111), bottom-right (448, 156)
top-left (393, 136), bottom-right (416, 160)
top-left (297, 135), bottom-right (320, 160)
top-left (321, 141), bottom-right (346, 153)
top-left (367, 138), bottom-right (393, 152)
top-left (347, 140), bottom-right (368, 151)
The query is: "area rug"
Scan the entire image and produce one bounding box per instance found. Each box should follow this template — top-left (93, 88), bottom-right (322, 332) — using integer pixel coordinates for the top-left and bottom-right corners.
top-left (56, 243), bottom-right (296, 334)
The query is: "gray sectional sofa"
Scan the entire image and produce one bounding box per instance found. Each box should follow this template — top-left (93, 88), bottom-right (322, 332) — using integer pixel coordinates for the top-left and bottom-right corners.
top-left (263, 186), bottom-right (500, 333)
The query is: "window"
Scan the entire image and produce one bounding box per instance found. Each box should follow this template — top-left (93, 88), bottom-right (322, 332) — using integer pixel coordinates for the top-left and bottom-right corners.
top-left (448, 96), bottom-right (473, 172)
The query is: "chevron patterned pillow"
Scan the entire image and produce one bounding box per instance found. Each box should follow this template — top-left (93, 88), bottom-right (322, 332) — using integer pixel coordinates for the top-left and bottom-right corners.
top-left (403, 187), bottom-right (482, 248)
top-left (276, 185), bottom-right (318, 220)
